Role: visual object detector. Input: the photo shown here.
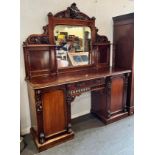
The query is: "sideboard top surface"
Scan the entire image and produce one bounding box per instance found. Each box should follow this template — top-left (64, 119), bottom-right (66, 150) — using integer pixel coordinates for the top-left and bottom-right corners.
top-left (27, 67), bottom-right (131, 89)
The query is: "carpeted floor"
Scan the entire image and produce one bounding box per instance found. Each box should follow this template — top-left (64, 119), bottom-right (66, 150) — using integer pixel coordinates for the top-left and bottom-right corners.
top-left (21, 115), bottom-right (134, 155)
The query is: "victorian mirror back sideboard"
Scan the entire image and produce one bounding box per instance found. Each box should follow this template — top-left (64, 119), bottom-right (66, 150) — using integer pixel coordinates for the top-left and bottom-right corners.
top-left (23, 3), bottom-right (131, 151)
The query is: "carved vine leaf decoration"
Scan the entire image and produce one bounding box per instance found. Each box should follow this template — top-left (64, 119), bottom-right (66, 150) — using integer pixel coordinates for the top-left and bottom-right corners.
top-left (54, 3), bottom-right (90, 20)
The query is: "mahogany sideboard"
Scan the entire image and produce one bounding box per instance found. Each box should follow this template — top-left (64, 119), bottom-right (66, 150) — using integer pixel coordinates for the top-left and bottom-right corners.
top-left (23, 3), bottom-right (132, 152)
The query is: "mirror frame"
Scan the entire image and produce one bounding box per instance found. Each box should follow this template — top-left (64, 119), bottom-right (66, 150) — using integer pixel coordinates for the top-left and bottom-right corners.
top-left (48, 4), bottom-right (97, 73)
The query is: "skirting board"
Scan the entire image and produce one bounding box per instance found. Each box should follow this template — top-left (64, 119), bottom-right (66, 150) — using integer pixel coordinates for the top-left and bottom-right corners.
top-left (71, 110), bottom-right (90, 119)
top-left (21, 127), bottom-right (30, 135)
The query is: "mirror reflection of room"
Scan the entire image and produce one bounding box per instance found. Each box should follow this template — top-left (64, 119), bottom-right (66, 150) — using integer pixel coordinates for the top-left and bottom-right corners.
top-left (54, 25), bottom-right (91, 68)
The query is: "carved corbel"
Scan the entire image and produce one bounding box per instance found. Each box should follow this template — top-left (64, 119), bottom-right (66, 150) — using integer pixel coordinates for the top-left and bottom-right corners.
top-left (66, 95), bottom-right (76, 104)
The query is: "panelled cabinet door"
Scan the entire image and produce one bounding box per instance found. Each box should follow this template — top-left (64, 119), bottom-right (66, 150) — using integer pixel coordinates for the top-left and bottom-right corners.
top-left (110, 76), bottom-right (124, 114)
top-left (91, 88), bottom-right (107, 117)
top-left (42, 90), bottom-right (67, 137)
top-left (91, 74), bottom-right (129, 124)
top-left (107, 75), bottom-right (128, 118)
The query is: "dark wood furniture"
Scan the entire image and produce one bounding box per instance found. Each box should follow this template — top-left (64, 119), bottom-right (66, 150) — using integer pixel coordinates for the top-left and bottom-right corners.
top-left (113, 13), bottom-right (134, 115)
top-left (23, 3), bottom-right (132, 152)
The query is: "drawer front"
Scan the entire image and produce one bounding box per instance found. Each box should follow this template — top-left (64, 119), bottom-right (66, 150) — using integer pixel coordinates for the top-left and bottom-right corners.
top-left (67, 78), bottom-right (105, 96)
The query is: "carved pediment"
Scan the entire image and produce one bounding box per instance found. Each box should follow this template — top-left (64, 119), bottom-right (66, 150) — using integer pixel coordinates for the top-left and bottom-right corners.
top-left (23, 3), bottom-right (109, 46)
top-left (49, 3), bottom-right (95, 20)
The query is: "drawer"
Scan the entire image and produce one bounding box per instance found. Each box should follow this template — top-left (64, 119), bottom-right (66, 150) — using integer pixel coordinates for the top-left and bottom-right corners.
top-left (67, 78), bottom-right (105, 95)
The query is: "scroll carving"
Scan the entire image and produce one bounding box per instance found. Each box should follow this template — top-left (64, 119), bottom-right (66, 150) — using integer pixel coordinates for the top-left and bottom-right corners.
top-left (23, 3), bottom-right (109, 46)
top-left (43, 25), bottom-right (49, 35)
top-left (25, 34), bottom-right (50, 45)
top-left (23, 25), bottom-right (49, 45)
top-left (54, 3), bottom-right (91, 20)
top-left (95, 28), bottom-right (109, 43)
top-left (35, 90), bottom-right (43, 112)
top-left (66, 95), bottom-right (76, 103)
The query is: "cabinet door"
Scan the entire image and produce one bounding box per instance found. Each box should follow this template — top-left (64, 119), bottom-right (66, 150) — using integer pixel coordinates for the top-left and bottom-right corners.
top-left (110, 77), bottom-right (124, 114)
top-left (91, 75), bottom-right (128, 124)
top-left (91, 88), bottom-right (107, 117)
top-left (42, 89), bottom-right (67, 137)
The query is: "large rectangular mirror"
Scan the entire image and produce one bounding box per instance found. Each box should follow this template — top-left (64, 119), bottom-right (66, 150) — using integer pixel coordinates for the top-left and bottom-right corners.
top-left (54, 25), bottom-right (91, 68)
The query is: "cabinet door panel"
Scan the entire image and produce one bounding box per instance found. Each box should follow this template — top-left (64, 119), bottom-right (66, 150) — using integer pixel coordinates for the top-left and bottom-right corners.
top-left (42, 90), bottom-right (67, 137)
top-left (111, 78), bottom-right (124, 113)
top-left (91, 88), bottom-right (107, 116)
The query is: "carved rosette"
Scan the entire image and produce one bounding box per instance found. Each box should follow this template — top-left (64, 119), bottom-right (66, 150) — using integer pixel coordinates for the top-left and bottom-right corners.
top-left (35, 90), bottom-right (43, 112)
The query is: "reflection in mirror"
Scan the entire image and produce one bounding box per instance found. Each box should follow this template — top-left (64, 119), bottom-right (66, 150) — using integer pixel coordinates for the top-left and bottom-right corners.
top-left (54, 25), bottom-right (91, 68)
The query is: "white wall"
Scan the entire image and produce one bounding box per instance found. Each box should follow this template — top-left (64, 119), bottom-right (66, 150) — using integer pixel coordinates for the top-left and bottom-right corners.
top-left (20, 0), bottom-right (134, 135)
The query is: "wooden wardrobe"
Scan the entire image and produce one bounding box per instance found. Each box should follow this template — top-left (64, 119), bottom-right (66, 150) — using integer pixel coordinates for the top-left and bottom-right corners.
top-left (113, 13), bottom-right (134, 115)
